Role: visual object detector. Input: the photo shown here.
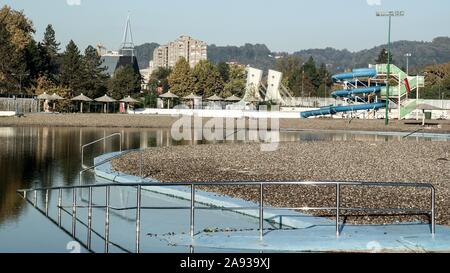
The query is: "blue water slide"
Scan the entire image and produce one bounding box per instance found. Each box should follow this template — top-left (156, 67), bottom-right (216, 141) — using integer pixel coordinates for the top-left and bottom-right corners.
top-left (332, 68), bottom-right (377, 82)
top-left (300, 102), bottom-right (385, 119)
top-left (331, 86), bottom-right (382, 98)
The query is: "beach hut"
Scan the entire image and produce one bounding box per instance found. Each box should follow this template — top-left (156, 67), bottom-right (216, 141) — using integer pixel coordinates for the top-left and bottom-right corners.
top-left (183, 93), bottom-right (202, 109)
top-left (159, 91), bottom-right (179, 109)
top-left (71, 93), bottom-right (93, 113)
top-left (36, 92), bottom-right (53, 112)
top-left (50, 93), bottom-right (64, 112)
top-left (95, 94), bottom-right (117, 113)
top-left (120, 95), bottom-right (139, 113)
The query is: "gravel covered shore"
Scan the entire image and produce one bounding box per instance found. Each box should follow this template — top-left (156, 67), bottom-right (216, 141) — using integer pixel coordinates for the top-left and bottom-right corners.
top-left (112, 141), bottom-right (450, 225)
top-left (1, 113), bottom-right (450, 133)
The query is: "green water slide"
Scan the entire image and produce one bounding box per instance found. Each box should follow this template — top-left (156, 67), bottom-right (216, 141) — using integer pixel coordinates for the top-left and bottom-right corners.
top-left (374, 64), bottom-right (425, 97)
top-left (374, 64), bottom-right (425, 118)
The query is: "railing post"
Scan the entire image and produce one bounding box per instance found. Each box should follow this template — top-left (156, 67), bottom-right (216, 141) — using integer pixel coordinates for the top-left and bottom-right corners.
top-left (136, 185), bottom-right (142, 253)
top-left (33, 189), bottom-right (37, 207)
top-left (72, 188), bottom-right (77, 236)
top-left (190, 185), bottom-right (195, 238)
top-left (140, 150), bottom-right (143, 182)
top-left (119, 133), bottom-right (122, 152)
top-left (81, 146), bottom-right (84, 168)
top-left (87, 187), bottom-right (93, 250)
top-left (58, 189), bottom-right (62, 227)
top-left (45, 189), bottom-right (49, 216)
top-left (259, 183), bottom-right (264, 239)
top-left (105, 186), bottom-right (110, 253)
top-left (431, 187), bottom-right (436, 236)
top-left (336, 183), bottom-right (340, 237)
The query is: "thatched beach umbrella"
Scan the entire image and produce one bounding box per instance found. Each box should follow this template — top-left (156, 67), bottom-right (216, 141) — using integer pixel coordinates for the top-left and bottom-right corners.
top-left (160, 91), bottom-right (179, 109)
top-left (50, 93), bottom-right (64, 111)
top-left (95, 94), bottom-right (117, 113)
top-left (37, 92), bottom-right (53, 100)
top-left (71, 93), bottom-right (93, 113)
top-left (206, 94), bottom-right (224, 101)
top-left (183, 93), bottom-right (202, 109)
top-left (120, 95), bottom-right (139, 112)
top-left (37, 92), bottom-right (53, 112)
top-left (224, 94), bottom-right (241, 102)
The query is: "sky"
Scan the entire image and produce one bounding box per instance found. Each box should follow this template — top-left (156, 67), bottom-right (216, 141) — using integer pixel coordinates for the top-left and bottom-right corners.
top-left (2, 0), bottom-right (450, 53)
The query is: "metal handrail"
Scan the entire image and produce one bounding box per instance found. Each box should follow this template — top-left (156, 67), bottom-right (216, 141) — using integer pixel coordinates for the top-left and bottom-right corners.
top-left (81, 133), bottom-right (122, 168)
top-left (18, 180), bottom-right (436, 253)
top-left (79, 149), bottom-right (136, 185)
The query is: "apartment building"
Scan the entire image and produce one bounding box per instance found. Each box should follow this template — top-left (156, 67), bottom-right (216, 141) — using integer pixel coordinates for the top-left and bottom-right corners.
top-left (149, 35), bottom-right (207, 74)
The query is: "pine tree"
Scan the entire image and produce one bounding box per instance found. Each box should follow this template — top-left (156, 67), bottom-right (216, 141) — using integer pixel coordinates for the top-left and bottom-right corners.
top-left (41, 24), bottom-right (60, 80)
top-left (375, 48), bottom-right (393, 64)
top-left (303, 56), bottom-right (321, 90)
top-left (42, 24), bottom-right (60, 57)
top-left (81, 45), bottom-right (108, 98)
top-left (60, 40), bottom-right (83, 96)
top-left (168, 58), bottom-right (194, 97)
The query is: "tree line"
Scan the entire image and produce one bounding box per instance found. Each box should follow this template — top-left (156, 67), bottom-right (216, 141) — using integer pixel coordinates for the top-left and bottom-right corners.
top-left (1, 5), bottom-right (448, 105)
top-left (146, 58), bottom-right (247, 104)
top-left (0, 5), bottom-right (140, 106)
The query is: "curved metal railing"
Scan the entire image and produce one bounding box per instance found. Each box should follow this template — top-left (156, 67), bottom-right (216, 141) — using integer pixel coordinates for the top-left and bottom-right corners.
top-left (81, 132), bottom-right (122, 168)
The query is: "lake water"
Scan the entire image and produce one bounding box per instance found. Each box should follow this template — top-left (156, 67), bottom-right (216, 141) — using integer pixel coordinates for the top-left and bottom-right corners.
top-left (0, 126), bottom-right (448, 252)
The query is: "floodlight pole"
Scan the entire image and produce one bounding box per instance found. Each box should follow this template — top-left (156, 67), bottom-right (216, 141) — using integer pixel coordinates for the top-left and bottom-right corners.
top-left (377, 11), bottom-right (405, 126)
top-left (405, 53), bottom-right (412, 75)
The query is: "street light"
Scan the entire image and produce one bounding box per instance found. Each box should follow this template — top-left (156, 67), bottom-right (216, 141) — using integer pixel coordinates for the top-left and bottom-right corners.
top-left (376, 10), bottom-right (405, 126)
top-left (404, 53), bottom-right (412, 75)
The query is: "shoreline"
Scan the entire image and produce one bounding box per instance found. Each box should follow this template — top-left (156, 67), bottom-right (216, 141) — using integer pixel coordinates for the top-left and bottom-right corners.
top-left (112, 141), bottom-right (450, 226)
top-left (1, 113), bottom-right (450, 133)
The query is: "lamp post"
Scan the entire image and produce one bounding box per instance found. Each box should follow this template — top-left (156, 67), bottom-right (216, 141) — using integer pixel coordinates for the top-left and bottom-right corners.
top-left (404, 53), bottom-right (412, 75)
top-left (376, 11), bottom-right (405, 126)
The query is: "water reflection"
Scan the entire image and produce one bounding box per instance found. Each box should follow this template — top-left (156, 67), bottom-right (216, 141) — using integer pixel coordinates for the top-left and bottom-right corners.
top-left (0, 126), bottom-right (448, 229)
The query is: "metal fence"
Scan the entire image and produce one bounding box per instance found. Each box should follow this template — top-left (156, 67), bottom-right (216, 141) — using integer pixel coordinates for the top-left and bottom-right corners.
top-left (0, 97), bottom-right (39, 113)
top-left (17, 180), bottom-right (436, 253)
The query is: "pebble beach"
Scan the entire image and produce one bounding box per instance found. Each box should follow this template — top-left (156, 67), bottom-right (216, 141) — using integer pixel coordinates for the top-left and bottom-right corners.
top-left (112, 141), bottom-right (450, 225)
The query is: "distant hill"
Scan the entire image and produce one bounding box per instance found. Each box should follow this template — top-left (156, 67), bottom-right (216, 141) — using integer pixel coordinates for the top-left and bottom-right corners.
top-left (135, 42), bottom-right (159, 69)
top-left (207, 43), bottom-right (276, 72)
top-left (293, 37), bottom-right (450, 73)
top-left (135, 42), bottom-right (276, 71)
top-left (135, 37), bottom-right (450, 73)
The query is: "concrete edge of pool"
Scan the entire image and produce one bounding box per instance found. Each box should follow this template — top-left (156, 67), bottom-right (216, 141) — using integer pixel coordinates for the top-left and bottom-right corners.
top-left (94, 151), bottom-right (450, 253)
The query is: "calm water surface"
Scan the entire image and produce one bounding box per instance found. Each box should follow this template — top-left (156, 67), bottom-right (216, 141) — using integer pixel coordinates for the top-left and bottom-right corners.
top-left (0, 126), bottom-right (448, 252)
